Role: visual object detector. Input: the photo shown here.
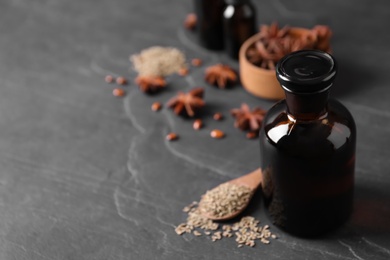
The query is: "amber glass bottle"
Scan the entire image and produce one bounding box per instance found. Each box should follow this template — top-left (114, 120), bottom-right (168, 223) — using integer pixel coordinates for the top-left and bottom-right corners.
top-left (193, 0), bottom-right (225, 50)
top-left (259, 50), bottom-right (356, 237)
top-left (223, 0), bottom-right (256, 59)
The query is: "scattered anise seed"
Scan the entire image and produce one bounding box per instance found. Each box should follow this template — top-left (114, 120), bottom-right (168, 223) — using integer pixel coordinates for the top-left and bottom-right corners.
top-left (175, 224), bottom-right (187, 235)
top-left (113, 88), bottom-right (126, 97)
top-left (166, 87), bottom-right (205, 117)
top-left (193, 230), bottom-right (202, 236)
top-left (178, 67), bottom-right (189, 76)
top-left (184, 13), bottom-right (197, 30)
top-left (205, 64), bottom-right (237, 89)
top-left (105, 75), bottom-right (114, 83)
top-left (191, 58), bottom-right (203, 67)
top-left (210, 129), bottom-right (225, 139)
top-left (176, 202), bottom-right (277, 247)
top-left (246, 131), bottom-right (258, 139)
top-left (166, 133), bottom-right (178, 141)
top-left (213, 112), bottom-right (224, 121)
top-left (116, 76), bottom-right (127, 85)
top-left (193, 119), bottom-right (203, 130)
top-left (151, 102), bottom-right (162, 111)
top-left (135, 75), bottom-right (167, 94)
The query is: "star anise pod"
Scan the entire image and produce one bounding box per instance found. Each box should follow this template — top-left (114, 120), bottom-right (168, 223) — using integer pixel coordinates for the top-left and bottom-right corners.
top-left (230, 103), bottom-right (267, 131)
top-left (204, 64), bottom-right (237, 89)
top-left (259, 23), bottom-right (290, 40)
top-left (166, 87), bottom-right (205, 117)
top-left (246, 46), bottom-right (262, 65)
top-left (135, 76), bottom-right (166, 94)
top-left (312, 25), bottom-right (332, 52)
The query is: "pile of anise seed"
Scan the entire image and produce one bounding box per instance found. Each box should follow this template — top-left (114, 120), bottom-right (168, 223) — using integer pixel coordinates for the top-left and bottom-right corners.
top-left (175, 200), bottom-right (277, 248)
top-left (199, 183), bottom-right (253, 218)
top-left (175, 183), bottom-right (277, 248)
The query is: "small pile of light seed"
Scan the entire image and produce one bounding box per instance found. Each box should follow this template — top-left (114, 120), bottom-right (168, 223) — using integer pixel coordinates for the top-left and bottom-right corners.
top-left (175, 196), bottom-right (277, 248)
top-left (199, 183), bottom-right (253, 218)
top-left (130, 46), bottom-right (187, 77)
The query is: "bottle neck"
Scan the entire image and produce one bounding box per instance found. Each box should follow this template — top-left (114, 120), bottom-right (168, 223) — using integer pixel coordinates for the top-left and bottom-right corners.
top-left (284, 88), bottom-right (330, 120)
top-left (225, 0), bottom-right (250, 5)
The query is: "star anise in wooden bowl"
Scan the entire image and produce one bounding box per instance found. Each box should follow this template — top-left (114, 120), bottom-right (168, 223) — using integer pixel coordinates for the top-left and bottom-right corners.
top-left (135, 76), bottom-right (167, 94)
top-left (167, 87), bottom-right (205, 117)
top-left (239, 23), bottom-right (333, 100)
top-left (246, 23), bottom-right (332, 70)
top-left (230, 103), bottom-right (267, 131)
top-left (204, 64), bottom-right (237, 89)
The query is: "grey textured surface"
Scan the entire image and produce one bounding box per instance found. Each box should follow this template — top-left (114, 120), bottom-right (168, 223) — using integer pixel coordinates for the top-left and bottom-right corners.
top-left (0, 0), bottom-right (390, 259)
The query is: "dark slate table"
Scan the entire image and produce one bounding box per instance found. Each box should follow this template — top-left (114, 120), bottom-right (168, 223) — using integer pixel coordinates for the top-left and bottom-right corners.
top-left (1, 0), bottom-right (390, 259)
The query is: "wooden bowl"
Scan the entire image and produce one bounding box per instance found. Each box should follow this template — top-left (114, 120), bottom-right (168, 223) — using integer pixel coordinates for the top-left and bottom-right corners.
top-left (239, 28), bottom-right (314, 100)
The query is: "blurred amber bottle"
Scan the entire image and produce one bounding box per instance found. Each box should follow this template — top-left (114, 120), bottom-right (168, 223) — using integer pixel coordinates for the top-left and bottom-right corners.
top-left (193, 0), bottom-right (225, 50)
top-left (223, 0), bottom-right (256, 59)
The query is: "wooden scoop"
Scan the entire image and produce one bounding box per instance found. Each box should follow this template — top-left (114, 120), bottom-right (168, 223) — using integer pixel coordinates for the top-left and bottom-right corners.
top-left (200, 168), bottom-right (263, 221)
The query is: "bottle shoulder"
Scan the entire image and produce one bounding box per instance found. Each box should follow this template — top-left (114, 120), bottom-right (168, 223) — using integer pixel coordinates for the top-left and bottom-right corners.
top-left (263, 99), bottom-right (356, 126)
top-left (262, 99), bottom-right (356, 151)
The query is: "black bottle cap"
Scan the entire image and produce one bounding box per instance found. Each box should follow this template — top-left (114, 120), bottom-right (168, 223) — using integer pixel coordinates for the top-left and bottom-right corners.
top-left (276, 50), bottom-right (337, 94)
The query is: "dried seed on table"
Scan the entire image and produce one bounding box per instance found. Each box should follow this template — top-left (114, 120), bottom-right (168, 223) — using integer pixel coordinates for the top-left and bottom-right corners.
top-left (211, 232), bottom-right (222, 241)
top-left (183, 206), bottom-right (191, 213)
top-left (193, 119), bottom-right (203, 130)
top-left (246, 131), bottom-right (258, 139)
top-left (178, 67), bottom-right (189, 76)
top-left (193, 230), bottom-right (202, 236)
top-left (210, 129), bottom-right (225, 139)
top-left (213, 112), bottom-right (224, 121)
top-left (166, 133), bottom-right (178, 141)
top-left (222, 225), bottom-right (231, 231)
top-left (246, 240), bottom-right (255, 247)
top-left (151, 102), bottom-right (162, 111)
top-left (105, 75), bottom-right (114, 83)
top-left (261, 238), bottom-right (270, 244)
top-left (184, 13), bottom-right (197, 30)
top-left (175, 223), bottom-right (187, 235)
top-left (191, 58), bottom-right (202, 67)
top-left (113, 88), bottom-right (126, 97)
top-left (223, 231), bottom-right (232, 237)
top-left (116, 76), bottom-right (128, 85)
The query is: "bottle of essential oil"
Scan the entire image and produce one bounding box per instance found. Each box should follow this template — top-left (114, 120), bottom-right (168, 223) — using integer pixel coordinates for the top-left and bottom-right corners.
top-left (259, 50), bottom-right (356, 237)
top-left (193, 0), bottom-right (225, 50)
top-left (223, 0), bottom-right (256, 59)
